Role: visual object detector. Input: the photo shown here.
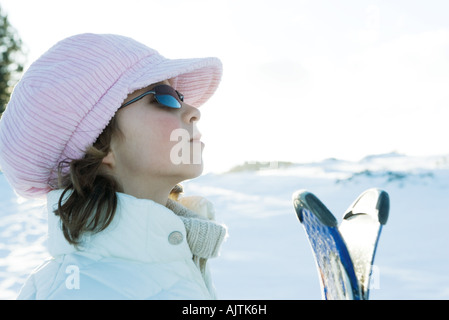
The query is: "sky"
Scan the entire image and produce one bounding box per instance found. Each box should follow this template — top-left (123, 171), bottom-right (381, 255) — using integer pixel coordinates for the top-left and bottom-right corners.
top-left (1, 0), bottom-right (449, 173)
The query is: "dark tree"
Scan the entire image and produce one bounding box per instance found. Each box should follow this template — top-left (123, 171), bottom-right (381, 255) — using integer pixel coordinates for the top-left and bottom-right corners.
top-left (0, 5), bottom-right (25, 114)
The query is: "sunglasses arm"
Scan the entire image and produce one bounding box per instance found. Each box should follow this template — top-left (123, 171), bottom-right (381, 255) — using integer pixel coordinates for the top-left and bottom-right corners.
top-left (119, 90), bottom-right (156, 109)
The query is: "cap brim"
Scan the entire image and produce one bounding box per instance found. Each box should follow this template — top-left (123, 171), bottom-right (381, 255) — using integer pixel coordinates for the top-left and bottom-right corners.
top-left (130, 57), bottom-right (223, 108)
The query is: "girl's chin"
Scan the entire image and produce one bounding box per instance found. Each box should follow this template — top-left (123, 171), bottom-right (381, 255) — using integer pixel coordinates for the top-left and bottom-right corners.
top-left (173, 162), bottom-right (204, 180)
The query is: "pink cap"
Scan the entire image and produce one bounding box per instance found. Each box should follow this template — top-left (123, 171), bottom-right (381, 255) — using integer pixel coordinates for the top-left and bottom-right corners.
top-left (0, 33), bottom-right (222, 198)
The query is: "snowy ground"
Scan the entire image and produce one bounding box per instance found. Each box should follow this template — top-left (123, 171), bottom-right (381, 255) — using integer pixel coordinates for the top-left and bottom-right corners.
top-left (0, 153), bottom-right (448, 299)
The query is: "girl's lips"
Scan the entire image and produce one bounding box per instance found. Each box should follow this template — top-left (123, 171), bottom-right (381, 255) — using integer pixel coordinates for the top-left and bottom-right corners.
top-left (190, 140), bottom-right (205, 147)
top-left (190, 134), bottom-right (202, 142)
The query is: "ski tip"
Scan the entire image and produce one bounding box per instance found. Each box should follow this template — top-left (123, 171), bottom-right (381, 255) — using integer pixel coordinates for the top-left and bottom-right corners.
top-left (292, 189), bottom-right (309, 223)
top-left (377, 189), bottom-right (390, 225)
top-left (292, 190), bottom-right (338, 227)
top-left (343, 188), bottom-right (390, 225)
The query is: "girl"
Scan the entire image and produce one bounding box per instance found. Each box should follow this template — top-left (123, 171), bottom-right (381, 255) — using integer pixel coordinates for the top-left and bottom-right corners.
top-left (0, 33), bottom-right (227, 299)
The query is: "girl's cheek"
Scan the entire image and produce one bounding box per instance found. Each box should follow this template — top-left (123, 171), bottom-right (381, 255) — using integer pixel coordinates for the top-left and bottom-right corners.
top-left (157, 117), bottom-right (183, 140)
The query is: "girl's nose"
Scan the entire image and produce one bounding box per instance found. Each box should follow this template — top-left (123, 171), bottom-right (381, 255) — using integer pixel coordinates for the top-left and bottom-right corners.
top-left (182, 103), bottom-right (201, 124)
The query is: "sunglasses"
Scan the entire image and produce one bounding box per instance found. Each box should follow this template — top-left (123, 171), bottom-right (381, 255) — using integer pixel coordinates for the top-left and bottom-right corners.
top-left (120, 84), bottom-right (184, 109)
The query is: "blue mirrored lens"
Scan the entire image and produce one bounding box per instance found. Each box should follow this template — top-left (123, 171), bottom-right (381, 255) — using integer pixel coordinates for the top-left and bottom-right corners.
top-left (155, 94), bottom-right (182, 109)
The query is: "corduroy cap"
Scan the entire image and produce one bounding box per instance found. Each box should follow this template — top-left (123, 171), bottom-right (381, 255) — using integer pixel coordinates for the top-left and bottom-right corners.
top-left (0, 33), bottom-right (222, 198)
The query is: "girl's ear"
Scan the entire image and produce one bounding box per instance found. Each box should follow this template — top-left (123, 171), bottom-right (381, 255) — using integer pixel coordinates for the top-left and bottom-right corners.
top-left (102, 150), bottom-right (115, 169)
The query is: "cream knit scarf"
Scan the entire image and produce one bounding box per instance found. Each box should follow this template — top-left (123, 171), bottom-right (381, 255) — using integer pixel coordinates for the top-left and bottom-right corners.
top-left (165, 198), bottom-right (227, 298)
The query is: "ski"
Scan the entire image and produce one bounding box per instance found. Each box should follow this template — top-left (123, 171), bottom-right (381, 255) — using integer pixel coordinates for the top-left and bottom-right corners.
top-left (293, 190), bottom-right (361, 300)
top-left (339, 188), bottom-right (389, 299)
top-left (292, 188), bottom-right (389, 300)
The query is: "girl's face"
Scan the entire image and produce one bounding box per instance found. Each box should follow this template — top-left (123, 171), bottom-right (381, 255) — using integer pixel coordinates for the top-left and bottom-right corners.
top-left (103, 80), bottom-right (204, 201)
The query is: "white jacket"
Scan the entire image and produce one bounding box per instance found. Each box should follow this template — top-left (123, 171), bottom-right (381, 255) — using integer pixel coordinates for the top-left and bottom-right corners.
top-left (17, 190), bottom-right (227, 299)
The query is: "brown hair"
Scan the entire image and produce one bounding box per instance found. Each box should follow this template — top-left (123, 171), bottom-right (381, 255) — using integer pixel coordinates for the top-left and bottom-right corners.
top-left (55, 117), bottom-right (121, 245)
top-left (54, 116), bottom-right (184, 246)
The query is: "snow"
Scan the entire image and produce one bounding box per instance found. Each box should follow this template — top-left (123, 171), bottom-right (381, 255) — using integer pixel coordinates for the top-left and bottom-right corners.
top-left (0, 152), bottom-right (448, 299)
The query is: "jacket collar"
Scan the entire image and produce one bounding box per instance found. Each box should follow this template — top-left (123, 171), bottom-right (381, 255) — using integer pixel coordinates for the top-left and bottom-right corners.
top-left (46, 189), bottom-right (194, 263)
